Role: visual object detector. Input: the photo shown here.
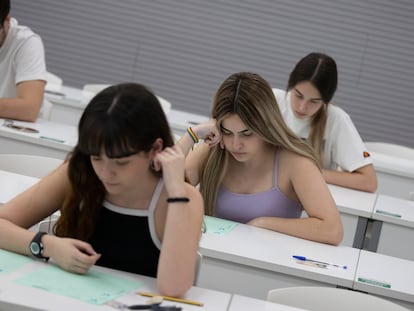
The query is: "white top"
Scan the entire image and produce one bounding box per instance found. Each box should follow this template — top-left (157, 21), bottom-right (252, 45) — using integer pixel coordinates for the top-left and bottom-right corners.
top-left (273, 88), bottom-right (372, 172)
top-left (0, 18), bottom-right (46, 97)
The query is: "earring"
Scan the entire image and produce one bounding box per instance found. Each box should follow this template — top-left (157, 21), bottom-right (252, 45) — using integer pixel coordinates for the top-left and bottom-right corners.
top-left (150, 161), bottom-right (156, 171)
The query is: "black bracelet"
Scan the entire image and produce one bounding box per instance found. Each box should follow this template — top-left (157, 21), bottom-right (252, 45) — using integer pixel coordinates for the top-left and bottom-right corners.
top-left (167, 197), bottom-right (190, 203)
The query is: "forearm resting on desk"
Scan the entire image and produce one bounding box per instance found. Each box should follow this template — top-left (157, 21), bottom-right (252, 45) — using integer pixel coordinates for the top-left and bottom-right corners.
top-left (247, 216), bottom-right (343, 245)
top-left (322, 165), bottom-right (377, 193)
top-left (0, 81), bottom-right (45, 122)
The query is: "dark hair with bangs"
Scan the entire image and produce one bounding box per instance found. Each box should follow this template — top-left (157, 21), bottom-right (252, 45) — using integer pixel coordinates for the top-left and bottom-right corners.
top-left (77, 83), bottom-right (172, 158)
top-left (55, 83), bottom-right (174, 240)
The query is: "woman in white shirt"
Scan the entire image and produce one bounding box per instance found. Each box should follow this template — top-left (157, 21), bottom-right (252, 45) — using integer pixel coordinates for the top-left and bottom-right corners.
top-left (273, 52), bottom-right (377, 192)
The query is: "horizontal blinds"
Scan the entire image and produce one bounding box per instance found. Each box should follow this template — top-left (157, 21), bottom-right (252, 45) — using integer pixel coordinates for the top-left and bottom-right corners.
top-left (12, 0), bottom-right (414, 147)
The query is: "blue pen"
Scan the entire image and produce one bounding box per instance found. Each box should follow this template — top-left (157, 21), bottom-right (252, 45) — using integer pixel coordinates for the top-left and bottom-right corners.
top-left (293, 255), bottom-right (347, 270)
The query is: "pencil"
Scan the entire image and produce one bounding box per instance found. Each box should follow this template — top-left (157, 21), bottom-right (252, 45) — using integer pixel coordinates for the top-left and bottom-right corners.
top-left (137, 291), bottom-right (204, 307)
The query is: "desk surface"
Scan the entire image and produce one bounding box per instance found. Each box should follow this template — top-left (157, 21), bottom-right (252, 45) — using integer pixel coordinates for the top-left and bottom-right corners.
top-left (45, 85), bottom-right (87, 109)
top-left (372, 194), bottom-right (414, 228)
top-left (0, 118), bottom-right (77, 152)
top-left (0, 253), bottom-right (232, 311)
top-left (365, 142), bottom-right (414, 178)
top-left (354, 250), bottom-right (414, 304)
top-left (46, 85), bottom-right (210, 134)
top-left (228, 295), bottom-right (306, 311)
top-left (199, 219), bottom-right (360, 288)
top-left (0, 170), bottom-right (39, 205)
top-left (328, 184), bottom-right (378, 218)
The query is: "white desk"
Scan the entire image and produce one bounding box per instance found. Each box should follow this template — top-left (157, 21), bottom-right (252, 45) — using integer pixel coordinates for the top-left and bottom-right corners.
top-left (372, 194), bottom-right (414, 261)
top-left (354, 250), bottom-right (414, 310)
top-left (167, 109), bottom-right (209, 137)
top-left (0, 118), bottom-right (77, 160)
top-left (328, 184), bottom-right (378, 248)
top-left (0, 170), bottom-right (39, 205)
top-left (46, 85), bottom-right (210, 136)
top-left (198, 219), bottom-right (360, 300)
top-left (0, 252), bottom-right (232, 311)
top-left (365, 142), bottom-right (414, 200)
top-left (45, 86), bottom-right (87, 126)
top-left (228, 294), bottom-right (306, 311)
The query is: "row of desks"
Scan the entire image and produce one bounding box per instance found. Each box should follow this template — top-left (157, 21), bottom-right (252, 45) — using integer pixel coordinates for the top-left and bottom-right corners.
top-left (0, 169), bottom-right (413, 309)
top-left (1, 115), bottom-right (412, 254)
top-left (45, 85), bottom-right (209, 137)
top-left (198, 217), bottom-right (414, 309)
top-left (1, 250), bottom-right (305, 311)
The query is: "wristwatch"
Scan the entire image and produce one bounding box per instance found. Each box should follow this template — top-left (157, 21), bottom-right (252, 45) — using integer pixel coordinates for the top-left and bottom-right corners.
top-left (29, 231), bottom-right (49, 261)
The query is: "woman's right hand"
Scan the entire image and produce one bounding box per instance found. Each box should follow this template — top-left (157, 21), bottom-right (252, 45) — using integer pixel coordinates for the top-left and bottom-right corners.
top-left (45, 235), bottom-right (101, 274)
top-left (192, 119), bottom-right (221, 147)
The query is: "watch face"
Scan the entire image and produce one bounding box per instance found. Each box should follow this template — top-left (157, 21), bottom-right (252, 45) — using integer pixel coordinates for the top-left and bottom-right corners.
top-left (30, 242), bottom-right (41, 255)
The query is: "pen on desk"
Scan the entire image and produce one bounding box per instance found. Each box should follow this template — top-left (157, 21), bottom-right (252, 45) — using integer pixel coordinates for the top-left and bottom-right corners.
top-left (137, 291), bottom-right (204, 307)
top-left (292, 255), bottom-right (347, 270)
top-left (40, 136), bottom-right (65, 143)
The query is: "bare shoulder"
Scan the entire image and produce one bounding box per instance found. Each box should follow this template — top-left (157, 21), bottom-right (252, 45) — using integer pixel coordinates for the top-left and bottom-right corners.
top-left (279, 149), bottom-right (325, 190)
top-left (279, 149), bottom-right (317, 170)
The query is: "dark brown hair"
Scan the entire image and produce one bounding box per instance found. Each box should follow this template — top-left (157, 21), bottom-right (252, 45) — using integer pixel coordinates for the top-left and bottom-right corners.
top-left (55, 83), bottom-right (174, 239)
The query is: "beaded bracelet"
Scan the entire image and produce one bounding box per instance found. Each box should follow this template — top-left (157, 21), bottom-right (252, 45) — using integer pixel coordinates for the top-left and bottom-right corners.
top-left (167, 197), bottom-right (190, 203)
top-left (186, 127), bottom-right (199, 144)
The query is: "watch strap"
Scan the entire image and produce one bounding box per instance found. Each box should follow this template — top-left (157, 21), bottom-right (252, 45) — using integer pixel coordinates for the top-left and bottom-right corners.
top-left (30, 231), bottom-right (49, 261)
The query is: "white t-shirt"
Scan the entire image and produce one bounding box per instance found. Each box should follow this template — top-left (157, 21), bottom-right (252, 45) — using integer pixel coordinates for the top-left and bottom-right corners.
top-left (0, 18), bottom-right (46, 97)
top-left (273, 88), bottom-right (373, 172)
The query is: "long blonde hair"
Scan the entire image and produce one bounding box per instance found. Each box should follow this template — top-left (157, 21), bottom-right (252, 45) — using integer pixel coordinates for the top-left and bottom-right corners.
top-left (200, 72), bottom-right (319, 215)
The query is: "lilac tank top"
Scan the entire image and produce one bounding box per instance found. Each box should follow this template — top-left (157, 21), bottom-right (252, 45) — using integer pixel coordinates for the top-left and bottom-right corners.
top-left (215, 150), bottom-right (303, 223)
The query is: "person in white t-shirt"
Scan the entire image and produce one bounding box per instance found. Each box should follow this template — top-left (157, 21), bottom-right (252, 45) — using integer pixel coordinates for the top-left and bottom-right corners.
top-left (273, 52), bottom-right (377, 192)
top-left (0, 0), bottom-right (46, 122)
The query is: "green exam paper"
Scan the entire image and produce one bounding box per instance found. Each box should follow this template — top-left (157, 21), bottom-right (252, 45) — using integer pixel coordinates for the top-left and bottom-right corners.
top-left (14, 264), bottom-right (142, 305)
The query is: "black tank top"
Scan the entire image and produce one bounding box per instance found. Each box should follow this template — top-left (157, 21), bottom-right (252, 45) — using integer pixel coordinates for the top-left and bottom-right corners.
top-left (88, 180), bottom-right (163, 277)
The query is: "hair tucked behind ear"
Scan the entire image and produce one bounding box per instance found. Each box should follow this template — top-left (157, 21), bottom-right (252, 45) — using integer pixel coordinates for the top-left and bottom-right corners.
top-left (55, 83), bottom-right (174, 240)
top-left (287, 52), bottom-right (338, 165)
top-left (200, 72), bottom-right (319, 215)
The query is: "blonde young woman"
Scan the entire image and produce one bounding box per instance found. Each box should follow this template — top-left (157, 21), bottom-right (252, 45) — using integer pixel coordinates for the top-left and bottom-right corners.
top-left (179, 72), bottom-right (343, 245)
top-left (273, 52), bottom-right (377, 192)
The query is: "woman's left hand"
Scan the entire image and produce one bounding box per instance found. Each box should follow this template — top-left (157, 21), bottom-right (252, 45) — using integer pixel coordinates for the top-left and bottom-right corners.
top-left (153, 145), bottom-right (187, 197)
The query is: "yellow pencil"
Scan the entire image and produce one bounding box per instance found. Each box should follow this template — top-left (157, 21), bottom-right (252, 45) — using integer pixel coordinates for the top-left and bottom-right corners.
top-left (137, 291), bottom-right (204, 307)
